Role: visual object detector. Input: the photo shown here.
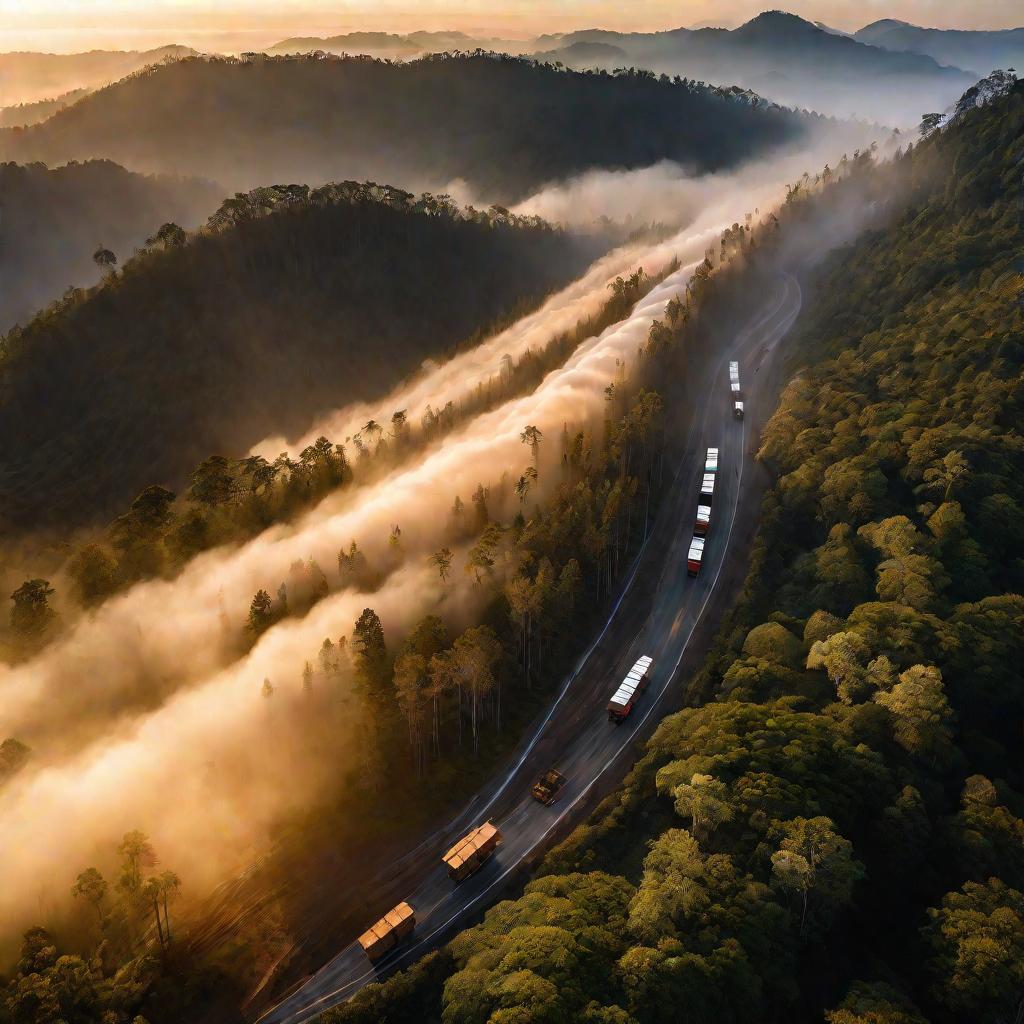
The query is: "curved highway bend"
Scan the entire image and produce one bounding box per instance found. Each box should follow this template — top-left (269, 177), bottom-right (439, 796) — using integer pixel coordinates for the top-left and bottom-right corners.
top-left (260, 271), bottom-right (803, 1024)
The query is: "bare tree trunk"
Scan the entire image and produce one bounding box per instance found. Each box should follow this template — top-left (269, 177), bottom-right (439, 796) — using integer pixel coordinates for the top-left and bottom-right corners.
top-left (432, 696), bottom-right (440, 758)
top-left (525, 611), bottom-right (532, 689)
top-left (152, 899), bottom-right (165, 947)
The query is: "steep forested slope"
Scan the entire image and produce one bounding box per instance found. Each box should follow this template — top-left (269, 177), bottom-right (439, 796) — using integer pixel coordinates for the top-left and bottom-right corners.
top-left (0, 159), bottom-right (220, 334)
top-left (0, 52), bottom-right (809, 199)
top-left (0, 184), bottom-right (598, 531)
top-left (320, 81), bottom-right (1024, 1024)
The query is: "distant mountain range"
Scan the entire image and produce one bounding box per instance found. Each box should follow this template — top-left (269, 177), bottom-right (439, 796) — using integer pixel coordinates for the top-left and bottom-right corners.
top-left (527, 11), bottom-right (976, 124)
top-left (853, 19), bottom-right (1024, 76)
top-left (266, 29), bottom-right (524, 59)
top-left (0, 87), bottom-right (91, 128)
top-left (0, 45), bottom-right (194, 106)
top-left (0, 52), bottom-right (809, 200)
top-left (1, 12), bottom-right (1018, 137)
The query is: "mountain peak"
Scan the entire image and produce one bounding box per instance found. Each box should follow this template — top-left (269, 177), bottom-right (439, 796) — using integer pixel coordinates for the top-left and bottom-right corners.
top-left (858, 18), bottom-right (914, 32)
top-left (738, 10), bottom-right (820, 35)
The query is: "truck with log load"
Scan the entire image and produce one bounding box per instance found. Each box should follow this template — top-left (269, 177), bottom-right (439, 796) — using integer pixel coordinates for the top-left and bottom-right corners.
top-left (607, 655), bottom-right (653, 723)
top-left (443, 821), bottom-right (501, 881)
top-left (357, 901), bottom-right (415, 963)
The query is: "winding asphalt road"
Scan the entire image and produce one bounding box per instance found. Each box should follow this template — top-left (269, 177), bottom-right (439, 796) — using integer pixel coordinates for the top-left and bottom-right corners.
top-left (259, 270), bottom-right (803, 1024)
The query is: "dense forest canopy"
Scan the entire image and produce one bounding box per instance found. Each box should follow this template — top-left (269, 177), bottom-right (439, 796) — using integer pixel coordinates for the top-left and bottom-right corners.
top-left (312, 79), bottom-right (1024, 1024)
top-left (0, 159), bottom-right (221, 335)
top-left (0, 52), bottom-right (811, 200)
top-left (0, 183), bottom-right (600, 532)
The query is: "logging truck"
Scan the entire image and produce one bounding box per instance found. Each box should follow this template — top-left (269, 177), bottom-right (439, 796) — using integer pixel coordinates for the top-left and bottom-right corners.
top-left (443, 822), bottom-right (501, 881)
top-left (357, 902), bottom-right (415, 963)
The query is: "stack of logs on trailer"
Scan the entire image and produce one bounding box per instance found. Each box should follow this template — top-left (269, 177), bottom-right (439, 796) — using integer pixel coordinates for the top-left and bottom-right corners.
top-left (357, 901), bottom-right (416, 963)
top-left (443, 821), bottom-right (502, 881)
top-left (356, 822), bottom-right (502, 962)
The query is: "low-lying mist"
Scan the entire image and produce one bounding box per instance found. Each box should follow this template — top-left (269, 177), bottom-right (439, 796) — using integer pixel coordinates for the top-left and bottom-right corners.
top-left (0, 251), bottom-right (694, 944)
top-left (0, 128), bottom-right (902, 949)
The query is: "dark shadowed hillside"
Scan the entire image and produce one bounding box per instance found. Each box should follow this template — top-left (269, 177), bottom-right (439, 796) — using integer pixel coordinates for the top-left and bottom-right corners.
top-left (0, 184), bottom-right (600, 531)
top-left (0, 51), bottom-right (810, 200)
top-left (0, 159), bottom-right (221, 334)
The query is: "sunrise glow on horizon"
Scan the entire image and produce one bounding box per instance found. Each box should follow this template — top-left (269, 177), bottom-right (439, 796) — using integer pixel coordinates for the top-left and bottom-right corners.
top-left (1, 0), bottom-right (1020, 53)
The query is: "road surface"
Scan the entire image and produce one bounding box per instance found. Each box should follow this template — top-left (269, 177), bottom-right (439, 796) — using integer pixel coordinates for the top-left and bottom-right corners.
top-left (259, 270), bottom-right (803, 1024)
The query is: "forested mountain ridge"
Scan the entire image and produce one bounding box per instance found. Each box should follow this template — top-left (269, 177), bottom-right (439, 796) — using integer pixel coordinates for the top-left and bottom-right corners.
top-left (0, 52), bottom-right (810, 199)
top-left (530, 11), bottom-right (975, 123)
top-left (266, 30), bottom-right (519, 59)
top-left (316, 79), bottom-right (1024, 1024)
top-left (854, 19), bottom-right (1024, 76)
top-left (0, 184), bottom-right (599, 532)
top-left (0, 87), bottom-right (91, 128)
top-left (0, 159), bottom-right (221, 334)
top-left (0, 45), bottom-right (194, 105)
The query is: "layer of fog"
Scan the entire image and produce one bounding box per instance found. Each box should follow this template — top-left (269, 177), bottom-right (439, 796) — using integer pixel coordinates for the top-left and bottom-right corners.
top-left (0, 230), bottom-right (699, 755)
top-left (506, 119), bottom-right (889, 228)
top-left (267, 120), bottom-right (885, 458)
top-left (0, 248), bottom-right (699, 941)
top-left (0, 127), bottom-right (898, 944)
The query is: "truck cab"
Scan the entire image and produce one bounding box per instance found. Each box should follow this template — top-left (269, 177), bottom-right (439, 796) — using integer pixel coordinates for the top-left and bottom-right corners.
top-left (531, 768), bottom-right (567, 805)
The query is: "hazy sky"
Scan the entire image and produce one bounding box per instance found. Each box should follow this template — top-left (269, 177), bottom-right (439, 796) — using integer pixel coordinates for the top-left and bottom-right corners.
top-left (1, 0), bottom-right (1020, 52)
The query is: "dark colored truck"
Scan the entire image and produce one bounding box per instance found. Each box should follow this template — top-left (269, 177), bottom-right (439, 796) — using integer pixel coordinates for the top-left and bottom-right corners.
top-left (531, 768), bottom-right (567, 805)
